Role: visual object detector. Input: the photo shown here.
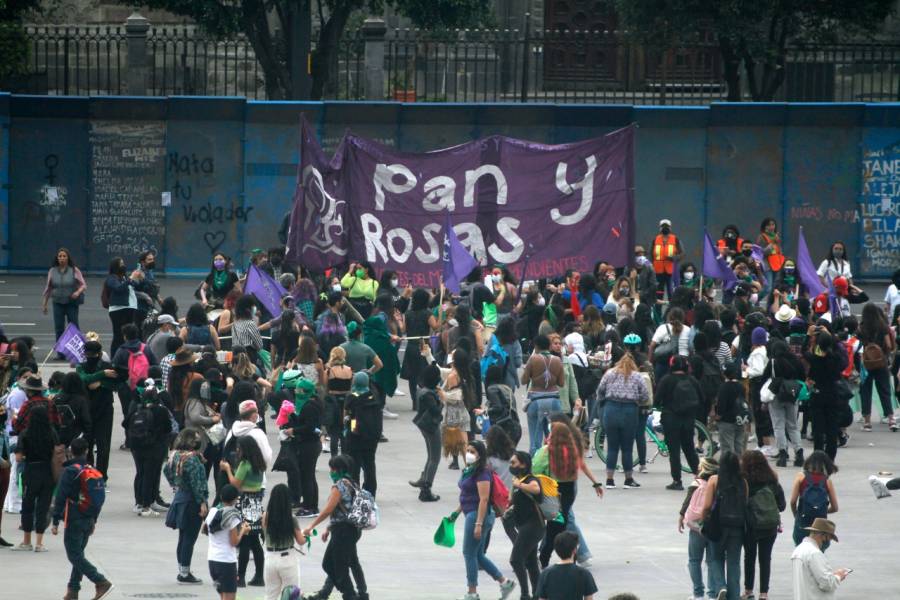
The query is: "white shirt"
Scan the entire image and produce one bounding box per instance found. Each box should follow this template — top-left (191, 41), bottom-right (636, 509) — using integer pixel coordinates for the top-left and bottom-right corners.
top-left (885, 284), bottom-right (900, 317)
top-left (651, 323), bottom-right (691, 356)
top-left (206, 506), bottom-right (242, 563)
top-left (816, 259), bottom-right (852, 282)
top-left (791, 537), bottom-right (840, 600)
top-left (747, 346), bottom-right (769, 379)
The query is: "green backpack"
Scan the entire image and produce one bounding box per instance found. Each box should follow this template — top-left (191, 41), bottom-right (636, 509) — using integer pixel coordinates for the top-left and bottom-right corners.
top-left (748, 485), bottom-right (780, 535)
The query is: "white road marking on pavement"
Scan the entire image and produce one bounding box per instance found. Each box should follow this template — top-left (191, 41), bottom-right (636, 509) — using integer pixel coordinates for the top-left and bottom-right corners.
top-left (0, 293), bottom-right (18, 296)
top-left (3, 323), bottom-right (36, 326)
top-left (0, 306), bottom-right (23, 309)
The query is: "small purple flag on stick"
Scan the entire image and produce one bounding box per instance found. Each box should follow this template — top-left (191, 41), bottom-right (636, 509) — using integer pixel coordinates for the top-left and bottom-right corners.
top-left (54, 323), bottom-right (86, 365)
top-left (671, 259), bottom-right (680, 288)
top-left (244, 264), bottom-right (288, 318)
top-left (702, 231), bottom-right (738, 290)
top-left (443, 215), bottom-right (479, 294)
top-left (796, 227), bottom-right (825, 298)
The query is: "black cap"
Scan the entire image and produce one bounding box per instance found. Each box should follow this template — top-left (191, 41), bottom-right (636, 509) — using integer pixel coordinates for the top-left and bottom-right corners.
top-left (84, 341), bottom-right (102, 355)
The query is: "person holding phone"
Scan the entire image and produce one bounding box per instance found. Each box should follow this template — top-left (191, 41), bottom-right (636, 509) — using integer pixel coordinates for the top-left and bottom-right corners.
top-left (204, 484), bottom-right (251, 600)
top-left (790, 518), bottom-right (849, 599)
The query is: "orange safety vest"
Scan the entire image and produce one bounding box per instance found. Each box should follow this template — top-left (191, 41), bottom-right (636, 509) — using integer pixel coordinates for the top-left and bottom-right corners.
top-left (652, 234), bottom-right (678, 274)
top-left (760, 233), bottom-right (785, 271)
top-left (717, 237), bottom-right (744, 255)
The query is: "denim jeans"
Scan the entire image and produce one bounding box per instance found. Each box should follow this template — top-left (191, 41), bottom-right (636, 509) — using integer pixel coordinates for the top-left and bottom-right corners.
top-left (566, 507), bottom-right (592, 561)
top-left (526, 394), bottom-right (561, 454)
top-left (688, 529), bottom-right (721, 598)
top-left (52, 301), bottom-right (80, 345)
top-left (603, 401), bottom-right (638, 473)
top-left (710, 526), bottom-right (743, 600)
top-left (65, 518), bottom-right (106, 592)
top-left (463, 509), bottom-right (502, 588)
top-left (769, 400), bottom-right (801, 452)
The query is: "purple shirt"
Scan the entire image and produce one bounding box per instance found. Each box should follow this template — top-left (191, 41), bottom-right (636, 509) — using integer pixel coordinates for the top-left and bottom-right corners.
top-left (458, 469), bottom-right (492, 515)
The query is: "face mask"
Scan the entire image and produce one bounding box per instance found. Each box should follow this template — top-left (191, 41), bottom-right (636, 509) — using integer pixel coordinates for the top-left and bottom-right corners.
top-left (683, 272), bottom-right (695, 281)
top-left (329, 471), bottom-right (344, 483)
top-left (833, 249), bottom-right (843, 258)
top-left (332, 284), bottom-right (342, 293)
top-left (271, 256), bottom-right (282, 267)
top-left (742, 249), bottom-right (753, 257)
top-left (355, 269), bottom-right (365, 278)
top-left (390, 278), bottom-right (399, 288)
top-left (251, 306), bottom-right (257, 318)
top-left (742, 275), bottom-right (753, 283)
top-left (145, 262), bottom-right (155, 270)
top-left (509, 466), bottom-right (526, 477)
top-left (607, 274), bottom-right (615, 283)
top-left (491, 274), bottom-right (501, 283)
top-left (784, 268), bottom-right (795, 275)
top-left (117, 265), bottom-right (127, 276)
top-left (213, 259), bottom-right (225, 270)
top-left (725, 232), bottom-right (735, 239)
top-left (536, 296), bottom-right (546, 307)
top-left (464, 452), bottom-right (477, 465)
top-left (750, 293), bottom-right (759, 304)
top-left (661, 226), bottom-right (671, 235)
top-left (620, 286), bottom-right (630, 295)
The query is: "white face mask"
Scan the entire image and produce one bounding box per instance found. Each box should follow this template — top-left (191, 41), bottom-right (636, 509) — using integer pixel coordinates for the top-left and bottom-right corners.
top-left (390, 279), bottom-right (399, 288)
top-left (332, 284), bottom-right (342, 293)
top-left (251, 306), bottom-right (257, 318)
top-left (537, 296), bottom-right (546, 307)
top-left (491, 274), bottom-right (502, 283)
top-left (465, 452), bottom-right (477, 465)
top-left (750, 293), bottom-right (759, 304)
top-left (684, 271), bottom-right (695, 281)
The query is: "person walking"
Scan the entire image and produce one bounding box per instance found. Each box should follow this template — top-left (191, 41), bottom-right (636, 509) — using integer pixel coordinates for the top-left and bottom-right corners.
top-left (596, 352), bottom-right (649, 489)
top-left (410, 363), bottom-right (443, 502)
top-left (741, 450), bottom-right (786, 600)
top-left (534, 531), bottom-right (598, 600)
top-left (11, 404), bottom-right (58, 553)
top-left (262, 483), bottom-right (305, 600)
top-left (715, 362), bottom-right (749, 456)
top-left (791, 519), bottom-right (848, 600)
top-left (103, 256), bottom-right (140, 357)
top-left (764, 340), bottom-right (806, 467)
top-left (50, 438), bottom-right (114, 600)
top-left (281, 378), bottom-right (323, 517)
top-left (301, 454), bottom-right (370, 600)
top-left (164, 428), bottom-right (210, 585)
top-left (323, 346), bottom-right (353, 457)
top-left (504, 450), bottom-right (546, 600)
top-left (858, 302), bottom-right (896, 431)
top-left (204, 484), bottom-right (250, 600)
top-left (344, 372), bottom-right (382, 496)
top-left (747, 327), bottom-right (775, 455)
top-left (126, 382), bottom-right (173, 517)
top-left (678, 457), bottom-right (721, 600)
top-left (449, 440), bottom-right (517, 600)
top-left (701, 451), bottom-right (748, 600)
top-left (790, 450), bottom-right (839, 548)
top-left (401, 288), bottom-right (432, 409)
top-left (220, 436), bottom-right (267, 587)
top-left (77, 341), bottom-right (117, 481)
top-left (804, 330), bottom-right (848, 461)
top-left (656, 356), bottom-right (703, 490)
top-left (522, 334), bottom-right (565, 454)
top-left (42, 247), bottom-right (86, 357)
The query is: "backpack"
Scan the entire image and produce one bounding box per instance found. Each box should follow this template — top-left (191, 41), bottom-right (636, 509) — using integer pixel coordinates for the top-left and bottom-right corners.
top-left (653, 325), bottom-right (677, 363)
top-left (127, 344), bottom-right (151, 391)
top-left (747, 485), bottom-right (780, 535)
top-left (699, 356), bottom-right (724, 402)
top-left (533, 474), bottom-right (561, 521)
top-left (489, 470), bottom-right (510, 513)
top-left (480, 335), bottom-right (509, 380)
top-left (349, 394), bottom-right (383, 444)
top-left (716, 480), bottom-right (746, 529)
top-left (56, 399), bottom-right (78, 442)
top-left (72, 464), bottom-right (106, 519)
top-left (669, 376), bottom-right (701, 416)
top-left (141, 309), bottom-right (160, 341)
top-left (344, 480), bottom-right (379, 530)
top-left (862, 343), bottom-right (888, 371)
top-left (127, 406), bottom-right (155, 448)
top-left (798, 474), bottom-right (830, 527)
top-left (684, 478), bottom-right (708, 532)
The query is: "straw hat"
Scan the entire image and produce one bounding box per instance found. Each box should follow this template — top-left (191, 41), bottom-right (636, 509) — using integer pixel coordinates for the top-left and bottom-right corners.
top-left (774, 304), bottom-right (797, 323)
top-left (170, 347), bottom-right (197, 367)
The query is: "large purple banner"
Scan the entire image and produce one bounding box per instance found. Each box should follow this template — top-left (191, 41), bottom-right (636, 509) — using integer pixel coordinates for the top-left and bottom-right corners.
top-left (286, 119), bottom-right (634, 286)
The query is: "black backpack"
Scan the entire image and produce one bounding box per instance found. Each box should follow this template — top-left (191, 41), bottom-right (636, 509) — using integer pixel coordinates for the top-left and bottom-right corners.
top-left (699, 356), bottom-right (724, 402)
top-left (669, 376), bottom-right (701, 416)
top-left (717, 479), bottom-right (747, 529)
top-left (127, 406), bottom-right (155, 448)
top-left (56, 399), bottom-right (79, 443)
top-left (350, 393), bottom-right (383, 444)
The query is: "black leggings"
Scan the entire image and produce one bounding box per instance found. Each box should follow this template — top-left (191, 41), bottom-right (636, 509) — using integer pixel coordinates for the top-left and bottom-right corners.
top-left (323, 522), bottom-right (364, 599)
top-left (661, 413), bottom-right (699, 483)
top-left (294, 439), bottom-right (321, 511)
top-left (108, 308), bottom-right (136, 357)
top-left (510, 518), bottom-right (544, 598)
top-left (540, 481), bottom-right (575, 568)
top-left (743, 534), bottom-right (777, 593)
top-left (21, 462), bottom-right (54, 534)
top-left (238, 531), bottom-right (264, 580)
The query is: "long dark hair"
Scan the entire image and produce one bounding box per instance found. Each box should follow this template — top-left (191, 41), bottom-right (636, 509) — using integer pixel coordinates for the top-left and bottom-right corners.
top-left (454, 305), bottom-right (473, 336)
top-left (452, 348), bottom-right (472, 388)
top-left (485, 426), bottom-right (514, 461)
top-left (21, 405), bottom-right (58, 454)
top-left (108, 256), bottom-right (125, 276)
top-left (494, 316), bottom-right (517, 345)
top-left (264, 483), bottom-right (296, 550)
top-left (826, 241), bottom-right (848, 269)
top-left (717, 451), bottom-right (745, 492)
top-left (168, 363), bottom-right (193, 410)
top-left (804, 449), bottom-right (838, 476)
top-left (410, 288), bottom-right (430, 312)
top-left (60, 371), bottom-right (86, 396)
top-left (237, 435), bottom-right (267, 474)
top-left (741, 450), bottom-right (777, 485)
top-left (328, 454), bottom-right (358, 481)
top-left (860, 302), bottom-right (889, 345)
top-left (186, 303), bottom-right (207, 327)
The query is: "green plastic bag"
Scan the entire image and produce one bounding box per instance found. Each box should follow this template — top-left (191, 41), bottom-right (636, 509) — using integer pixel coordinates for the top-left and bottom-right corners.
top-left (258, 348), bottom-right (272, 372)
top-left (482, 302), bottom-right (498, 328)
top-left (433, 516), bottom-right (456, 548)
top-left (532, 446), bottom-right (550, 477)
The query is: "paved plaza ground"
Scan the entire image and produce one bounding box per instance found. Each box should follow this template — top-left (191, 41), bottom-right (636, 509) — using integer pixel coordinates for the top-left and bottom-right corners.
top-left (2, 275), bottom-right (897, 599)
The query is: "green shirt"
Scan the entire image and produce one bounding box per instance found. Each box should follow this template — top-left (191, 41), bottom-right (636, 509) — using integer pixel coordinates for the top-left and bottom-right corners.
top-left (340, 273), bottom-right (379, 301)
top-left (234, 460), bottom-right (263, 492)
top-left (340, 340), bottom-right (376, 373)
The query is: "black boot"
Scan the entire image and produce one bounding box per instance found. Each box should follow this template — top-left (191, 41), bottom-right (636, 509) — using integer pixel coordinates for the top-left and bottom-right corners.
top-left (419, 486), bottom-right (440, 502)
top-left (449, 456), bottom-right (460, 470)
top-left (408, 477), bottom-right (425, 489)
top-left (776, 449), bottom-right (788, 467)
top-left (247, 573), bottom-right (264, 586)
top-left (794, 448), bottom-right (804, 467)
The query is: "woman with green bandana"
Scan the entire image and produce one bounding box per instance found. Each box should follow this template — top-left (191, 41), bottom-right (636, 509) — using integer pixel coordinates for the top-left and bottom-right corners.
top-left (341, 261), bottom-right (379, 319)
top-left (200, 253), bottom-right (239, 311)
top-left (363, 294), bottom-right (401, 417)
top-left (279, 377), bottom-right (322, 518)
top-left (301, 454), bottom-right (369, 600)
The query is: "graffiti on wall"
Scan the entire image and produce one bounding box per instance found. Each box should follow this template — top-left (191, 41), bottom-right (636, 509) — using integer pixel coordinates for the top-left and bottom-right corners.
top-left (861, 145), bottom-right (900, 275)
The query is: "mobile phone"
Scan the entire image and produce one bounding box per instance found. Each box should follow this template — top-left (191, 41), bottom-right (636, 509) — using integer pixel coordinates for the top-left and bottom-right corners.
top-left (846, 568), bottom-right (853, 574)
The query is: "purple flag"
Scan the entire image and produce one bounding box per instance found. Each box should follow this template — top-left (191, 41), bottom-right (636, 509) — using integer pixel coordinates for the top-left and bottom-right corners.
top-left (796, 227), bottom-right (825, 297)
top-left (443, 214), bottom-right (480, 293)
top-left (287, 117), bottom-right (634, 286)
top-left (244, 264), bottom-right (288, 318)
top-left (54, 323), bottom-right (86, 365)
top-left (702, 231), bottom-right (738, 290)
top-left (751, 244), bottom-right (766, 269)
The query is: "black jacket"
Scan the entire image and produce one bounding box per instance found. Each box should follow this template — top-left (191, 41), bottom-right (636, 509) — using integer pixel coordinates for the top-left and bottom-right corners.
top-left (284, 399), bottom-right (322, 444)
top-left (413, 388), bottom-right (442, 433)
top-left (54, 392), bottom-right (93, 446)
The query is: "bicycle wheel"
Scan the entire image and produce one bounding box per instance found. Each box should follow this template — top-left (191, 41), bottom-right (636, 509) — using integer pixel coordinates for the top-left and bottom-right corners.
top-left (683, 419), bottom-right (715, 473)
top-left (593, 422), bottom-right (610, 467)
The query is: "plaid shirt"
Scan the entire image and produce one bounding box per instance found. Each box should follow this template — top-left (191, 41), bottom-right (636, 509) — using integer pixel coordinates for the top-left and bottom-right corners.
top-left (159, 354), bottom-right (175, 390)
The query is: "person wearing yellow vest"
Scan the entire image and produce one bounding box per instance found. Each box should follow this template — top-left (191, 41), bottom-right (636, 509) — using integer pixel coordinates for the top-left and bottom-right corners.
top-left (341, 261), bottom-right (380, 319)
top-left (757, 217), bottom-right (785, 298)
top-left (651, 219), bottom-right (683, 302)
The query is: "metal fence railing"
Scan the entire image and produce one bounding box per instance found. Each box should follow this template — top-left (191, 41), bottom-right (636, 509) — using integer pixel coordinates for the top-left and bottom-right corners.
top-left (10, 24), bottom-right (900, 104)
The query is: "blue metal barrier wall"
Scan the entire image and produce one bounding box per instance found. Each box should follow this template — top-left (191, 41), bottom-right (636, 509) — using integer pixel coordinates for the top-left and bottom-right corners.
top-left (0, 97), bottom-right (896, 277)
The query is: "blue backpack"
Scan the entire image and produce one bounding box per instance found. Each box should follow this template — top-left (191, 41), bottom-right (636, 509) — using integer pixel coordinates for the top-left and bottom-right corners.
top-left (480, 336), bottom-right (509, 379)
top-left (798, 474), bottom-right (829, 527)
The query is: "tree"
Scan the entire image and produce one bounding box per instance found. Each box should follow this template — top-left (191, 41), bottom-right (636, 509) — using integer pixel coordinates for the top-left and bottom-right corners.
top-left (0, 0), bottom-right (46, 84)
top-left (615, 0), bottom-right (896, 101)
top-left (138, 0), bottom-right (491, 100)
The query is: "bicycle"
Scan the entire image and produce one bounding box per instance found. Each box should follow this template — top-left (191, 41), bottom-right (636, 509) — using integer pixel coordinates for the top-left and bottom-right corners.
top-left (592, 408), bottom-right (715, 473)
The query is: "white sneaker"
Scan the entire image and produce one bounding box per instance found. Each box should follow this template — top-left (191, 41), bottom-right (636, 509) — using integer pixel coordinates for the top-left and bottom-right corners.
top-left (870, 475), bottom-right (892, 499)
top-left (639, 464), bottom-right (649, 474)
top-left (150, 502), bottom-right (168, 512)
top-left (139, 507), bottom-right (160, 518)
top-left (456, 594), bottom-right (480, 600)
top-left (132, 504), bottom-right (143, 514)
top-left (382, 408), bottom-right (399, 420)
top-left (498, 580), bottom-right (516, 600)
top-left (394, 389), bottom-right (406, 396)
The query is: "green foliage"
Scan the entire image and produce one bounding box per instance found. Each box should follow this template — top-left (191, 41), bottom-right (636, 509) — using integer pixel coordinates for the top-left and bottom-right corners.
top-left (0, 21), bottom-right (28, 80)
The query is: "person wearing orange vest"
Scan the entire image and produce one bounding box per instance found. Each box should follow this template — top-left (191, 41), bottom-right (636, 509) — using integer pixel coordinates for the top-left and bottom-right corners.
top-left (716, 224), bottom-right (743, 264)
top-left (757, 217), bottom-right (785, 298)
top-left (651, 219), bottom-right (683, 302)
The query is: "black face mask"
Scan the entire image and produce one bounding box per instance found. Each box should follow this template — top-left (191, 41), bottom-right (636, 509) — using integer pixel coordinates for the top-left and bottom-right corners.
top-left (742, 249), bottom-right (753, 257)
top-left (661, 226), bottom-right (671, 235)
top-left (271, 257), bottom-right (283, 267)
top-left (145, 262), bottom-right (155, 270)
top-left (509, 466), bottom-right (527, 477)
top-left (117, 265), bottom-right (127, 276)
